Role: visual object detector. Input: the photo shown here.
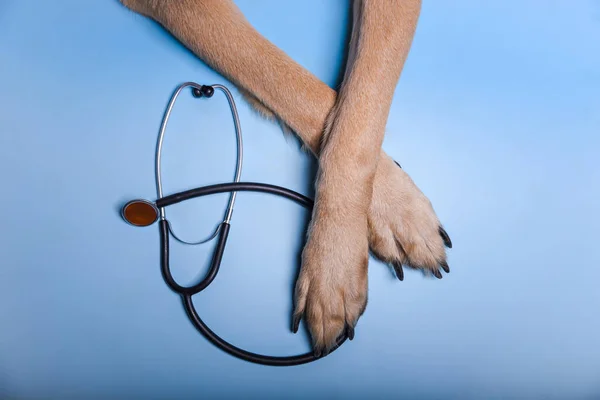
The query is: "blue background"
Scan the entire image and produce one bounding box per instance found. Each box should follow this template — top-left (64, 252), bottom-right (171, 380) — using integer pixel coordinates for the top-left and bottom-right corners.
top-left (1, 1), bottom-right (599, 399)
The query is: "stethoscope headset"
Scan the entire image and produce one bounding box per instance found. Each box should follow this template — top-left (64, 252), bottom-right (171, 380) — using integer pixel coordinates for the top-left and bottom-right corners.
top-left (121, 82), bottom-right (348, 366)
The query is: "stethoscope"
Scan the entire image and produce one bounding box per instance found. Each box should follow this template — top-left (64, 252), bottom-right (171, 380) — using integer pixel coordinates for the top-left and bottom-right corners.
top-left (121, 82), bottom-right (348, 366)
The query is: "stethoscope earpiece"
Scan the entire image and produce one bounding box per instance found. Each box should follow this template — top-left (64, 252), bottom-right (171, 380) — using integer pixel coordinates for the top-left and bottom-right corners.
top-left (122, 82), bottom-right (348, 366)
top-left (191, 85), bottom-right (215, 98)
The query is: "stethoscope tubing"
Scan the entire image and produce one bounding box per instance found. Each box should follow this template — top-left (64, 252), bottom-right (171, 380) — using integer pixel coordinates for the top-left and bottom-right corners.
top-left (182, 294), bottom-right (347, 366)
top-left (156, 181), bottom-right (347, 366)
top-left (156, 181), bottom-right (313, 209)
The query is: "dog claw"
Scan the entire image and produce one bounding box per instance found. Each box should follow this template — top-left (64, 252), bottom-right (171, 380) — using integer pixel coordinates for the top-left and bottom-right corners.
top-left (347, 325), bottom-right (355, 340)
top-left (291, 314), bottom-right (301, 333)
top-left (392, 262), bottom-right (404, 281)
top-left (439, 226), bottom-right (452, 248)
top-left (433, 269), bottom-right (443, 279)
top-left (440, 261), bottom-right (450, 273)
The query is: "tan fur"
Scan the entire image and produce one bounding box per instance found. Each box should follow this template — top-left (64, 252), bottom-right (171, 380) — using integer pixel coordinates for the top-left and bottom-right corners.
top-left (120, 0), bottom-right (450, 354)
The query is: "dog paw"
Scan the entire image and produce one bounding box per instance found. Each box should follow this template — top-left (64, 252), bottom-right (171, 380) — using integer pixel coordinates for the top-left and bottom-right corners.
top-left (368, 154), bottom-right (452, 280)
top-left (292, 205), bottom-right (369, 355)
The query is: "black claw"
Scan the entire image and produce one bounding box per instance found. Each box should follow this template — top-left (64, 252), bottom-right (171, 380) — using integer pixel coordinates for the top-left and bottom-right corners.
top-left (313, 349), bottom-right (322, 358)
top-left (347, 325), bottom-right (355, 340)
top-left (439, 226), bottom-right (452, 248)
top-left (433, 269), bottom-right (443, 279)
top-left (440, 261), bottom-right (450, 273)
top-left (392, 262), bottom-right (404, 281)
top-left (394, 160), bottom-right (402, 169)
top-left (291, 314), bottom-right (301, 333)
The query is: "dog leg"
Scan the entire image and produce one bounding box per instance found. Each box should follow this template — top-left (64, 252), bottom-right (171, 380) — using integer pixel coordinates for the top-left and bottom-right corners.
top-left (293, 0), bottom-right (435, 353)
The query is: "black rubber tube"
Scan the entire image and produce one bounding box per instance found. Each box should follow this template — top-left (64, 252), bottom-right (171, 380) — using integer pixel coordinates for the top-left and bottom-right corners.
top-left (156, 181), bottom-right (348, 366)
top-left (156, 182), bottom-right (313, 209)
top-left (182, 294), bottom-right (347, 366)
top-left (160, 220), bottom-right (230, 296)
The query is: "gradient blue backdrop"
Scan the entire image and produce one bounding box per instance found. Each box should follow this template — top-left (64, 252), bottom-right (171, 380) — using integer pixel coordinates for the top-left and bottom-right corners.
top-left (1, 1), bottom-right (599, 399)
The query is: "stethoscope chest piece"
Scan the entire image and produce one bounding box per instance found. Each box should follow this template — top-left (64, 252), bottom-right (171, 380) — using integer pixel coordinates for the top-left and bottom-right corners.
top-left (121, 82), bottom-right (347, 367)
top-left (122, 199), bottom-right (159, 227)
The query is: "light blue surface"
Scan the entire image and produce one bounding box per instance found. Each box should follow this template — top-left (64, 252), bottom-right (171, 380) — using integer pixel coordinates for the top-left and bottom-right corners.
top-left (1, 1), bottom-right (599, 399)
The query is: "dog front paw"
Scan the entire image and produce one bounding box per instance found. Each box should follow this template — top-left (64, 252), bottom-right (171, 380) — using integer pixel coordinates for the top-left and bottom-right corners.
top-left (368, 154), bottom-right (452, 279)
top-left (292, 204), bottom-right (369, 355)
